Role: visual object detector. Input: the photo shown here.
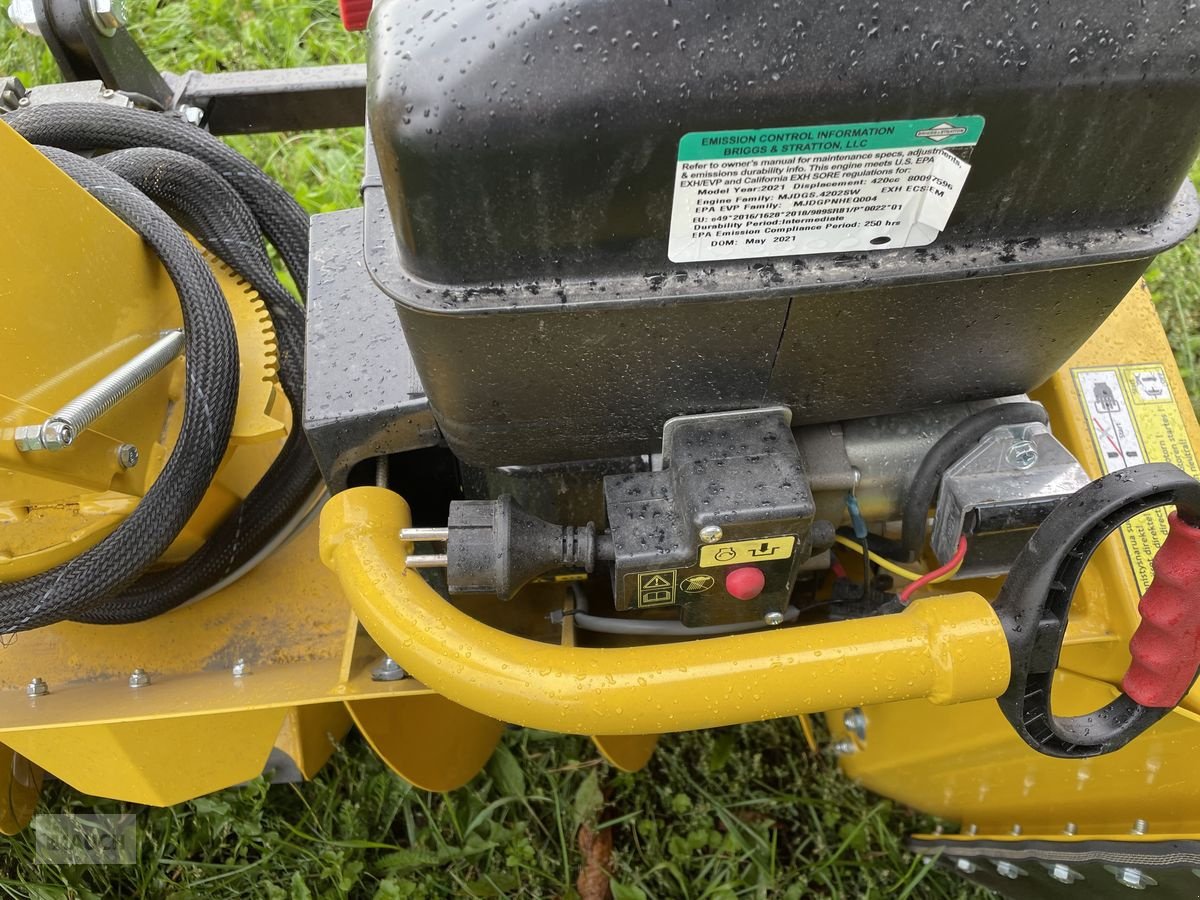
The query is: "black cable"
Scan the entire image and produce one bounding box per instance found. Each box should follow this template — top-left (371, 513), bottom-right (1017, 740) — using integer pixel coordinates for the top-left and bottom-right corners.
top-left (69, 148), bottom-right (320, 624)
top-left (4, 103), bottom-right (309, 295)
top-left (898, 401), bottom-right (1050, 561)
top-left (0, 148), bottom-right (238, 633)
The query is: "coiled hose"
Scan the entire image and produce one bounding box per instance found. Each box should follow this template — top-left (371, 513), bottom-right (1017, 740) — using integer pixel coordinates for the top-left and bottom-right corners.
top-left (75, 148), bottom-right (321, 624)
top-left (1, 106), bottom-right (319, 629)
top-left (5, 103), bottom-right (309, 292)
top-left (0, 148), bottom-right (239, 632)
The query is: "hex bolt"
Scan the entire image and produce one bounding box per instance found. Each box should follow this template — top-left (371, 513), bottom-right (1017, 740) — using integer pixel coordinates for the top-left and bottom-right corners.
top-left (699, 525), bottom-right (723, 544)
top-left (371, 657), bottom-right (407, 682)
top-left (1005, 439), bottom-right (1039, 470)
top-left (88, 0), bottom-right (124, 35)
top-left (954, 858), bottom-right (977, 874)
top-left (830, 739), bottom-right (857, 757)
top-left (179, 105), bottom-right (204, 126)
top-left (26, 676), bottom-right (48, 697)
top-left (1010, 824), bottom-right (1023, 836)
top-left (995, 861), bottom-right (1025, 879)
top-left (116, 444), bottom-right (139, 469)
top-left (128, 667), bottom-right (150, 688)
top-left (231, 659), bottom-right (248, 678)
top-left (763, 611), bottom-right (784, 627)
top-left (1064, 822), bottom-right (1079, 836)
top-left (6, 0), bottom-right (40, 36)
top-left (1131, 819), bottom-right (1149, 835)
top-left (966, 824), bottom-right (978, 836)
top-left (842, 708), bottom-right (868, 741)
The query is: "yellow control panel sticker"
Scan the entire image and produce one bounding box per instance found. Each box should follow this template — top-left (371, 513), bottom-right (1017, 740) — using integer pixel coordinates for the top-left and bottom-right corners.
top-left (1073, 364), bottom-right (1200, 593)
top-left (698, 535), bottom-right (796, 568)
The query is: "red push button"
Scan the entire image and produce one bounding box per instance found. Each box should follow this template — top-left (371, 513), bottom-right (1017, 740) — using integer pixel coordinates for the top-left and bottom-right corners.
top-left (725, 566), bottom-right (766, 601)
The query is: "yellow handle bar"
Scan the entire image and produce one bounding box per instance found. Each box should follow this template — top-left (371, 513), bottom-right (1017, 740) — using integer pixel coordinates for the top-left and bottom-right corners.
top-left (320, 488), bottom-right (1011, 735)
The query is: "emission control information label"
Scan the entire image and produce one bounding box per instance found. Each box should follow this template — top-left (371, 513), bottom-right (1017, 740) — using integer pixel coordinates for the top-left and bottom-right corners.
top-left (668, 116), bottom-right (985, 263)
top-left (1073, 364), bottom-right (1200, 593)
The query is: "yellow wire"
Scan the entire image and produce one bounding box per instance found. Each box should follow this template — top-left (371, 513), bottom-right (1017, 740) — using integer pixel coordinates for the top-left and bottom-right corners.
top-left (833, 534), bottom-right (963, 584)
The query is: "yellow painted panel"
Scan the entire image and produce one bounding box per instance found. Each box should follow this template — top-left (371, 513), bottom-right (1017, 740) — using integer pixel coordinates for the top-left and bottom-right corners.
top-left (346, 694), bottom-right (503, 792)
top-left (5, 709), bottom-right (287, 807)
top-left (698, 535), bottom-right (796, 568)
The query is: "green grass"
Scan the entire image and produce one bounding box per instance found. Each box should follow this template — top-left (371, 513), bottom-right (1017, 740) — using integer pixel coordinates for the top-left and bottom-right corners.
top-left (2, 2), bottom-right (1199, 897)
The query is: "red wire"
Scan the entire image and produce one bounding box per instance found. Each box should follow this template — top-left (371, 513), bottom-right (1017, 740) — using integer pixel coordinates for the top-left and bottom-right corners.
top-left (830, 555), bottom-right (848, 579)
top-left (898, 536), bottom-right (968, 604)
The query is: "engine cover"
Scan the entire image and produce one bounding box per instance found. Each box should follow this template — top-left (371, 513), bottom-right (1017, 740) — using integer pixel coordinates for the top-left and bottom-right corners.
top-left (362, 0), bottom-right (1200, 468)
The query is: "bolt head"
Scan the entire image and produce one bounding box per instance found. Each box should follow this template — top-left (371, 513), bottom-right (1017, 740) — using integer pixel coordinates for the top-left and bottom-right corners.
top-left (763, 610), bottom-right (784, 626)
top-left (89, 0), bottom-right (124, 34)
top-left (25, 677), bottom-right (48, 697)
top-left (179, 105), bottom-right (204, 126)
top-left (1131, 818), bottom-right (1148, 835)
top-left (699, 525), bottom-right (723, 544)
top-left (116, 444), bottom-right (139, 469)
top-left (41, 420), bottom-right (73, 450)
top-left (128, 667), bottom-right (150, 688)
top-left (1005, 439), bottom-right (1039, 470)
top-left (231, 659), bottom-right (248, 677)
top-left (7, 0), bottom-right (40, 35)
top-left (954, 858), bottom-right (977, 874)
top-left (830, 739), bottom-right (857, 757)
top-left (371, 657), bottom-right (406, 682)
top-left (842, 708), bottom-right (867, 740)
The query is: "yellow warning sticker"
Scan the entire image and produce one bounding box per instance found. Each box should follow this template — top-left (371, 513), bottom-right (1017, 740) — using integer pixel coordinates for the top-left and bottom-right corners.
top-left (636, 570), bottom-right (677, 607)
top-left (698, 535), bottom-right (796, 568)
top-left (1073, 364), bottom-right (1200, 593)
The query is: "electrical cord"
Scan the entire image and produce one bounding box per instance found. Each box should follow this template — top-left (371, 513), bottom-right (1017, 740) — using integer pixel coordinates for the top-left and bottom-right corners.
top-left (0, 148), bottom-right (238, 633)
top-left (553, 584), bottom-right (800, 637)
top-left (5, 103), bottom-right (309, 294)
top-left (897, 536), bottom-right (969, 603)
top-left (69, 147), bottom-right (320, 624)
top-left (1, 107), bottom-right (318, 628)
top-left (898, 401), bottom-right (1050, 561)
top-left (833, 535), bottom-right (965, 586)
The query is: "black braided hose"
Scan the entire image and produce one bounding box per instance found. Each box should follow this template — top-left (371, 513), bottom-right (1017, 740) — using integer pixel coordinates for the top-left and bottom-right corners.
top-left (4, 104), bottom-right (309, 294)
top-left (0, 147), bottom-right (239, 633)
top-left (63, 148), bottom-right (322, 624)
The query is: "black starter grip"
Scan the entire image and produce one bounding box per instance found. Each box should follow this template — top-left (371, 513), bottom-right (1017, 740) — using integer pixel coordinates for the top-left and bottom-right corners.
top-left (993, 463), bottom-right (1200, 758)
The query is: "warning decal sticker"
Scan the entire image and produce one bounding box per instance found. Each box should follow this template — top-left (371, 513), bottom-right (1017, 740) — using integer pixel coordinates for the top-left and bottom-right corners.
top-left (1073, 365), bottom-right (1200, 593)
top-left (668, 115), bottom-right (984, 263)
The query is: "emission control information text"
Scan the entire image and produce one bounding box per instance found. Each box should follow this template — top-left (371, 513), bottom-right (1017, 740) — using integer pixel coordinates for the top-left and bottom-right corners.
top-left (668, 116), bottom-right (985, 263)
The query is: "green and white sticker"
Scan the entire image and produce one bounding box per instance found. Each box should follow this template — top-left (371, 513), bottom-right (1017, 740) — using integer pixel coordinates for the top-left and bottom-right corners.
top-left (668, 116), bottom-right (985, 263)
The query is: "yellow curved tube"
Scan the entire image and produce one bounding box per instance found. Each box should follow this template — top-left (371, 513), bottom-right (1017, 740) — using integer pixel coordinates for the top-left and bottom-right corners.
top-left (320, 488), bottom-right (1011, 736)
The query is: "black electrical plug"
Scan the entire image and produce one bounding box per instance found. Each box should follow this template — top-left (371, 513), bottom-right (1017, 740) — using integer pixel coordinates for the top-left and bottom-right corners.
top-left (445, 495), bottom-right (599, 600)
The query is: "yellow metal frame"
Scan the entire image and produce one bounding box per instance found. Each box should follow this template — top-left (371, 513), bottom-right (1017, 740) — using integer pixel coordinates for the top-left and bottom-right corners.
top-left (831, 284), bottom-right (1200, 840)
top-left (317, 488), bottom-right (1011, 735)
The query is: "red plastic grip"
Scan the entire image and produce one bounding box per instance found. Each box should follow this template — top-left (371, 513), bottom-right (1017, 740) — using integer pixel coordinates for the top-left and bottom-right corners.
top-left (338, 0), bottom-right (372, 31)
top-left (1121, 512), bottom-right (1200, 707)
